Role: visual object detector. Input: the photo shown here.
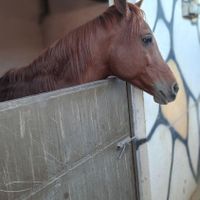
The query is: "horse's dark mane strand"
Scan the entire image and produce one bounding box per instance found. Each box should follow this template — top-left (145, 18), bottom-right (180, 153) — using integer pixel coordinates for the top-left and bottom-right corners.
top-left (0, 4), bottom-right (143, 101)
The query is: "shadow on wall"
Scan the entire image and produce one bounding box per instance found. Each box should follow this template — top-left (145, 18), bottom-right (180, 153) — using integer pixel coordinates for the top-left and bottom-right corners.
top-left (42, 0), bottom-right (108, 46)
top-left (0, 0), bottom-right (108, 74)
top-left (0, 0), bottom-right (43, 74)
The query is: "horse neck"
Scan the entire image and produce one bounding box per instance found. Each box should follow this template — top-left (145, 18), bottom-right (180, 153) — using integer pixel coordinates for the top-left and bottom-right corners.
top-left (25, 22), bottom-right (112, 86)
top-left (62, 23), bottom-right (112, 84)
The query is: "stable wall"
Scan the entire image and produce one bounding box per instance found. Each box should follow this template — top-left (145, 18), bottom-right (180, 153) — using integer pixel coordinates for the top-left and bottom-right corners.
top-left (0, 0), bottom-right (43, 75)
top-left (0, 0), bottom-right (107, 74)
top-left (42, 0), bottom-right (107, 46)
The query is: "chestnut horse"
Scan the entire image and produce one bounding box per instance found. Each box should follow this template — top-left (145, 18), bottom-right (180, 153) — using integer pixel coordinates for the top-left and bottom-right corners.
top-left (0, 0), bottom-right (178, 104)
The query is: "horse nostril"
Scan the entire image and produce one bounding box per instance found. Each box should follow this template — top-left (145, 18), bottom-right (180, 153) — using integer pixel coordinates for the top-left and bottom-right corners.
top-left (172, 83), bottom-right (179, 95)
top-left (171, 93), bottom-right (176, 100)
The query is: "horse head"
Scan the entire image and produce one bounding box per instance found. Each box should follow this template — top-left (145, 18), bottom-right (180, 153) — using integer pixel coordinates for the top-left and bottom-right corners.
top-left (108, 0), bottom-right (179, 104)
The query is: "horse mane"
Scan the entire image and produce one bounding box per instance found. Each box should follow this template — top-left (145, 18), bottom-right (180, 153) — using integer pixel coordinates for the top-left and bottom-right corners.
top-left (0, 3), bottom-right (143, 101)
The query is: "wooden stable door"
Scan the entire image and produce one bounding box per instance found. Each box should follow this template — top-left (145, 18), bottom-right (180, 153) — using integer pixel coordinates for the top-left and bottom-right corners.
top-left (0, 79), bottom-right (138, 200)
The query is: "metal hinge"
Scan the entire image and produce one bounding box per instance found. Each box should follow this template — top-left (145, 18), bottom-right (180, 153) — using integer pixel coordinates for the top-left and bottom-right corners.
top-left (117, 136), bottom-right (138, 159)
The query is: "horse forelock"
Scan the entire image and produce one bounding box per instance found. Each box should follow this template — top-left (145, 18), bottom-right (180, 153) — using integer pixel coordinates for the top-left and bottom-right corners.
top-left (127, 4), bottom-right (145, 36)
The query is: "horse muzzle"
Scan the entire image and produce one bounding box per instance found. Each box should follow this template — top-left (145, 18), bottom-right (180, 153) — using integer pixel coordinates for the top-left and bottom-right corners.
top-left (153, 82), bottom-right (179, 105)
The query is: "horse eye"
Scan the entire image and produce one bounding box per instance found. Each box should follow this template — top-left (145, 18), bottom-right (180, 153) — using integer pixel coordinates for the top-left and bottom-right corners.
top-left (142, 35), bottom-right (153, 46)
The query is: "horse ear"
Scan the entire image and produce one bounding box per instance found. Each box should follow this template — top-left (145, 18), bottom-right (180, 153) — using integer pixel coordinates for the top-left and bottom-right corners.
top-left (135, 0), bottom-right (143, 8)
top-left (114, 0), bottom-right (129, 16)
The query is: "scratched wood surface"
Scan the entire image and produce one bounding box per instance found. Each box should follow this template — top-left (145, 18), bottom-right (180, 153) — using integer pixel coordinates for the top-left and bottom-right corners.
top-left (0, 78), bottom-right (137, 200)
top-left (190, 184), bottom-right (200, 200)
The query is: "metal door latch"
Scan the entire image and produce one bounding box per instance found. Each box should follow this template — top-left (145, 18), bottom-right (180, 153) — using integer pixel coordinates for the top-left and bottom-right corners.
top-left (117, 136), bottom-right (137, 159)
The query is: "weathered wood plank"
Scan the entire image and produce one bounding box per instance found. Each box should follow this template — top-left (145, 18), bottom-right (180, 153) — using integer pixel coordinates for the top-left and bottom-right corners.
top-left (0, 78), bottom-right (137, 200)
top-left (127, 85), bottom-right (151, 200)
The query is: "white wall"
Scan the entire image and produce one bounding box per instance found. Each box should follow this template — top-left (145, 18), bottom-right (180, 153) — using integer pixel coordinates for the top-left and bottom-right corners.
top-left (137, 0), bottom-right (200, 199)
